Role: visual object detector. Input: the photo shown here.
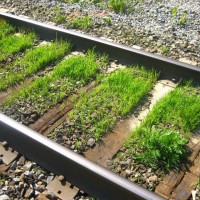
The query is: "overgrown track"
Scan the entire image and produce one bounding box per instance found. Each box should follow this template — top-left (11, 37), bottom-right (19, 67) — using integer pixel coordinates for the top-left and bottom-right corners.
top-left (0, 12), bottom-right (200, 200)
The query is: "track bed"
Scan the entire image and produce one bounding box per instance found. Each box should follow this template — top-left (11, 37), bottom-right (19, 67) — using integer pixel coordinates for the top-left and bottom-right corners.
top-left (0, 13), bottom-right (200, 200)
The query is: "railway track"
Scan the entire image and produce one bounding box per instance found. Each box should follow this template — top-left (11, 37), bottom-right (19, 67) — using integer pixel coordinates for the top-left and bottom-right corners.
top-left (0, 12), bottom-right (200, 200)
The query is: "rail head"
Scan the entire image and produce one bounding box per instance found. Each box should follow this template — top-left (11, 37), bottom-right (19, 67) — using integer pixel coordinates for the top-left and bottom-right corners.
top-left (0, 113), bottom-right (164, 200)
top-left (0, 12), bottom-right (200, 84)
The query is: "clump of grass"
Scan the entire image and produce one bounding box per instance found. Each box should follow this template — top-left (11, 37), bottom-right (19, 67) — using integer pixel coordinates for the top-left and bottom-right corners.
top-left (133, 127), bottom-right (187, 169)
top-left (4, 50), bottom-right (106, 114)
top-left (103, 17), bottom-right (112, 25)
top-left (109, 0), bottom-right (126, 13)
top-left (0, 40), bottom-right (71, 91)
top-left (161, 45), bottom-right (168, 55)
top-left (126, 84), bottom-right (200, 169)
top-left (67, 15), bottom-right (93, 30)
top-left (108, 0), bottom-right (137, 14)
top-left (179, 12), bottom-right (187, 26)
top-left (0, 20), bottom-right (14, 38)
top-left (55, 5), bottom-right (66, 24)
top-left (91, 0), bottom-right (101, 3)
top-left (69, 67), bottom-right (157, 140)
top-left (170, 7), bottom-right (187, 26)
top-left (171, 6), bottom-right (178, 17)
top-left (143, 85), bottom-right (200, 136)
top-left (0, 32), bottom-right (37, 62)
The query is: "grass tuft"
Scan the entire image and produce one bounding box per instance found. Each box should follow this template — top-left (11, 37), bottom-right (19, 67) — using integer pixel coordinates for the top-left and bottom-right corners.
top-left (133, 127), bottom-right (187, 169)
top-left (0, 32), bottom-right (37, 61)
top-left (143, 85), bottom-right (200, 136)
top-left (109, 0), bottom-right (126, 13)
top-left (67, 16), bottom-right (93, 30)
top-left (0, 20), bottom-right (14, 38)
top-left (0, 40), bottom-right (71, 91)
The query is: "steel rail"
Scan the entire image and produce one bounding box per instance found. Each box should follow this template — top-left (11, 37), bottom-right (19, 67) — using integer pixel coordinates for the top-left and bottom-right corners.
top-left (0, 12), bottom-right (200, 83)
top-left (0, 114), bottom-right (164, 200)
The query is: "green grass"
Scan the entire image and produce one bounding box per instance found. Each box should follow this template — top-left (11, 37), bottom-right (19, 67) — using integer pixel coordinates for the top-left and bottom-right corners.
top-left (179, 12), bottom-right (187, 26)
top-left (108, 0), bottom-right (138, 14)
top-left (4, 50), bottom-right (107, 114)
top-left (126, 84), bottom-right (200, 169)
top-left (161, 45), bottom-right (168, 55)
top-left (0, 32), bottom-right (37, 61)
top-left (67, 16), bottom-right (93, 30)
top-left (55, 5), bottom-right (66, 24)
top-left (69, 67), bottom-right (157, 140)
top-left (109, 0), bottom-right (126, 13)
top-left (0, 20), bottom-right (14, 38)
top-left (103, 17), bottom-right (112, 25)
top-left (0, 40), bottom-right (71, 91)
top-left (141, 85), bottom-right (200, 135)
top-left (171, 6), bottom-right (178, 17)
top-left (132, 128), bottom-right (187, 169)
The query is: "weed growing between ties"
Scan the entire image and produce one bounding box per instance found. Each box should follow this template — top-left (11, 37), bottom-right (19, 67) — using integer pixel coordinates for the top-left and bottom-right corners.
top-left (126, 84), bottom-right (200, 170)
top-left (64, 67), bottom-right (157, 151)
top-left (0, 32), bottom-right (37, 62)
top-left (0, 20), bottom-right (14, 38)
top-left (3, 50), bottom-right (107, 124)
top-left (0, 40), bottom-right (71, 91)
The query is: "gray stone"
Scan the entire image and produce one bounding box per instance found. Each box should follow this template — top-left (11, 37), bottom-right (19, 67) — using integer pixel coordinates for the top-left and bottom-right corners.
top-left (10, 161), bottom-right (17, 170)
top-left (23, 171), bottom-right (33, 177)
top-left (125, 169), bottom-right (132, 176)
top-left (24, 189), bottom-right (33, 198)
top-left (13, 177), bottom-right (20, 184)
top-left (148, 175), bottom-right (158, 182)
top-left (87, 138), bottom-right (95, 147)
top-left (58, 175), bottom-right (64, 181)
top-left (0, 194), bottom-right (10, 200)
top-left (2, 141), bottom-right (8, 147)
top-left (2, 186), bottom-right (8, 191)
top-left (38, 173), bottom-right (45, 180)
top-left (17, 156), bottom-right (25, 166)
top-left (47, 175), bottom-right (54, 185)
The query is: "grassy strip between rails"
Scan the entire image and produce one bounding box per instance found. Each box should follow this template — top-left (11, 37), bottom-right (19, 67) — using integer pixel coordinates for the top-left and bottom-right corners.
top-left (4, 50), bottom-right (107, 116)
top-left (0, 40), bottom-right (71, 91)
top-left (125, 84), bottom-right (200, 170)
top-left (0, 32), bottom-right (37, 62)
top-left (0, 20), bottom-right (14, 38)
top-left (68, 67), bottom-right (157, 143)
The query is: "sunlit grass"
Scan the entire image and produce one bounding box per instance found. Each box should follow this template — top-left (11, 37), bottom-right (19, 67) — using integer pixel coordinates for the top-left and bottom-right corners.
top-left (0, 20), bottom-right (14, 38)
top-left (0, 32), bottom-right (37, 61)
top-left (69, 67), bottom-right (157, 140)
top-left (141, 85), bottom-right (200, 136)
top-left (0, 40), bottom-right (71, 91)
top-left (126, 84), bottom-right (200, 169)
top-left (4, 50), bottom-right (107, 113)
